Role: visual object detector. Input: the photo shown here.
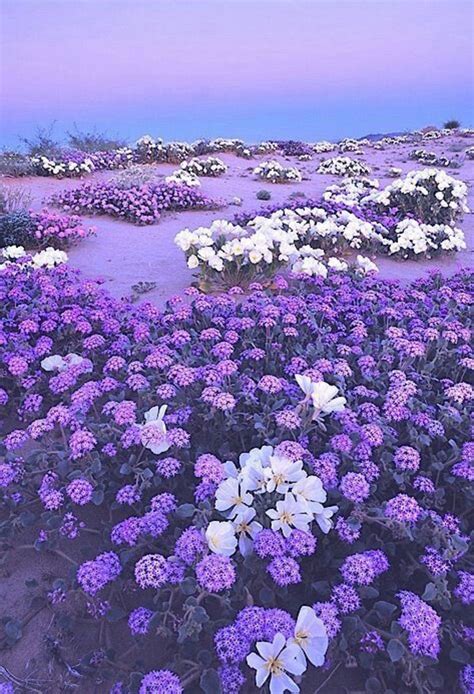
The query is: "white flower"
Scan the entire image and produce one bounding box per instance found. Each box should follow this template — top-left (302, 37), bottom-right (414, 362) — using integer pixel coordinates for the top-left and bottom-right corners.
top-left (140, 404), bottom-right (170, 455)
top-left (356, 255), bottom-right (379, 275)
top-left (187, 254), bottom-right (199, 269)
top-left (265, 455), bottom-right (306, 494)
top-left (215, 477), bottom-right (253, 518)
top-left (292, 475), bottom-right (327, 512)
top-left (289, 606), bottom-right (328, 667)
top-left (310, 382), bottom-right (346, 418)
top-left (246, 632), bottom-right (306, 693)
top-left (3, 245), bottom-right (26, 259)
top-left (295, 374), bottom-right (315, 399)
top-left (266, 493), bottom-right (313, 537)
top-left (41, 354), bottom-right (66, 372)
top-left (232, 507), bottom-right (263, 556)
top-left (205, 520), bottom-right (237, 556)
top-left (40, 352), bottom-right (84, 373)
top-left (313, 504), bottom-right (338, 534)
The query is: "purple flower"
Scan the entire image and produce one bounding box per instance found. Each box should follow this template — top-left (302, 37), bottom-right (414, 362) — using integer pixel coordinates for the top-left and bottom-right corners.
top-left (195, 555), bottom-right (236, 592)
top-left (139, 669), bottom-right (182, 694)
top-left (398, 591), bottom-right (441, 659)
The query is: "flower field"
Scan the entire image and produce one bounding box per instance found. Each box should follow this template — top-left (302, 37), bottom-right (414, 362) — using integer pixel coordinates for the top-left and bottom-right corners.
top-left (0, 127), bottom-right (473, 693)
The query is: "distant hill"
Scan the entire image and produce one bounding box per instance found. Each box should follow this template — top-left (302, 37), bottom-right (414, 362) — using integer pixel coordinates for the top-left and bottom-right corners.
top-left (361, 131), bottom-right (407, 141)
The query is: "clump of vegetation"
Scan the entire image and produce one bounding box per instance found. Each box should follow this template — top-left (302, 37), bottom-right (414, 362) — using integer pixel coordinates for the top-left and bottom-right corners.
top-left (67, 124), bottom-right (127, 152)
top-left (256, 189), bottom-right (271, 200)
top-left (444, 119), bottom-right (461, 130)
top-left (0, 151), bottom-right (35, 177)
top-left (0, 211), bottom-right (33, 247)
top-left (19, 123), bottom-right (63, 158)
top-left (0, 185), bottom-right (32, 214)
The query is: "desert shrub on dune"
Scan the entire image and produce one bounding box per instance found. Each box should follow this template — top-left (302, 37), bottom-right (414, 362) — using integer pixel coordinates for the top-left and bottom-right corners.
top-left (67, 125), bottom-right (127, 152)
top-left (443, 119), bottom-right (461, 130)
top-left (362, 168), bottom-right (469, 226)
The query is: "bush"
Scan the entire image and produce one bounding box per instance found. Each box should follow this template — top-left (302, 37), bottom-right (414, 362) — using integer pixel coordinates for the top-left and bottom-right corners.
top-left (67, 125), bottom-right (126, 152)
top-left (19, 124), bottom-right (62, 158)
top-left (0, 185), bottom-right (32, 214)
top-left (256, 189), bottom-right (271, 200)
top-left (443, 120), bottom-right (461, 130)
top-left (180, 157), bottom-right (227, 177)
top-left (0, 151), bottom-right (35, 177)
top-left (0, 209), bottom-right (93, 250)
top-left (0, 211), bottom-right (34, 247)
top-left (362, 168), bottom-right (469, 226)
top-left (317, 157), bottom-right (372, 177)
top-left (253, 160), bottom-right (302, 183)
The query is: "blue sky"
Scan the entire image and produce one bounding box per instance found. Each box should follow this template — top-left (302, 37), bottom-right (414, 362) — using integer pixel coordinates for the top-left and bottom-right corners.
top-left (1, 0), bottom-right (472, 146)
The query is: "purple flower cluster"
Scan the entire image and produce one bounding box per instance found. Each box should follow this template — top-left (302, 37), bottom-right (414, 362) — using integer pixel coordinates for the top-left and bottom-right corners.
top-left (0, 256), bottom-right (472, 691)
top-left (49, 181), bottom-right (220, 225)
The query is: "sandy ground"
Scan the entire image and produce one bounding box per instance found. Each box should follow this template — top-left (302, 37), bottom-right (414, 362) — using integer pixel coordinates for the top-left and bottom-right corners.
top-left (2, 133), bottom-right (473, 307)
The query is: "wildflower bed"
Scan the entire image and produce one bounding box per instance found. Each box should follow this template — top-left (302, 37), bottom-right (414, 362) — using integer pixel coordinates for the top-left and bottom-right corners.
top-left (0, 258), bottom-right (472, 693)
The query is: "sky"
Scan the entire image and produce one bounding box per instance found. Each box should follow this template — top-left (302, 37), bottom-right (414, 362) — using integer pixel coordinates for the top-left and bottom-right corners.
top-left (0, 0), bottom-right (473, 147)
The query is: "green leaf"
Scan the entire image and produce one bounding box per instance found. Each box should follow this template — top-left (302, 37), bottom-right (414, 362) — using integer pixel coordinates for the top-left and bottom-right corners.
top-left (200, 668), bottom-right (221, 694)
top-left (387, 639), bottom-right (405, 662)
top-left (5, 619), bottom-right (22, 642)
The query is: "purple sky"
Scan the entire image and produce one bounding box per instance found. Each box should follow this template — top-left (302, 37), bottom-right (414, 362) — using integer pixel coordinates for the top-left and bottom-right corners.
top-left (1, 0), bottom-right (473, 146)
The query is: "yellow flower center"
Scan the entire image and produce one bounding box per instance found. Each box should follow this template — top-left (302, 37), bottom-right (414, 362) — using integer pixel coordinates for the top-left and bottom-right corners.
top-left (266, 656), bottom-right (283, 676)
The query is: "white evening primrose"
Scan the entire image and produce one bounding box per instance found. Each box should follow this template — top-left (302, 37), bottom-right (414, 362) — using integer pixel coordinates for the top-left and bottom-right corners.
top-left (205, 520), bottom-right (237, 556)
top-left (310, 382), bottom-right (346, 418)
top-left (215, 477), bottom-right (253, 518)
top-left (265, 455), bottom-right (306, 494)
top-left (246, 632), bottom-right (306, 694)
top-left (232, 507), bottom-right (262, 556)
top-left (290, 606), bottom-right (328, 667)
top-left (266, 493), bottom-right (313, 538)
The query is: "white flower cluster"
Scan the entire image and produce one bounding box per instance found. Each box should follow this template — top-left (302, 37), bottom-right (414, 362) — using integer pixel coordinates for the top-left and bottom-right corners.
top-left (422, 130), bottom-right (442, 139)
top-left (31, 156), bottom-right (94, 177)
top-left (338, 138), bottom-right (363, 153)
top-left (174, 206), bottom-right (383, 283)
top-left (387, 167), bottom-right (402, 177)
top-left (0, 245), bottom-right (68, 269)
top-left (253, 160), bottom-right (303, 183)
top-left (41, 352), bottom-right (88, 373)
top-left (362, 168), bottom-right (469, 221)
top-left (207, 446), bottom-right (337, 560)
top-left (373, 134), bottom-right (412, 148)
top-left (180, 156), bottom-right (227, 177)
top-left (409, 149), bottom-right (450, 167)
top-left (322, 177), bottom-right (379, 207)
top-left (135, 135), bottom-right (166, 161)
top-left (312, 141), bottom-right (336, 153)
top-left (465, 146), bottom-right (474, 160)
top-left (386, 219), bottom-right (466, 256)
top-left (208, 138), bottom-right (244, 152)
top-left (255, 141), bottom-right (278, 154)
top-left (317, 156), bottom-right (371, 177)
top-left (246, 609), bottom-right (328, 693)
top-left (165, 169), bottom-right (201, 187)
